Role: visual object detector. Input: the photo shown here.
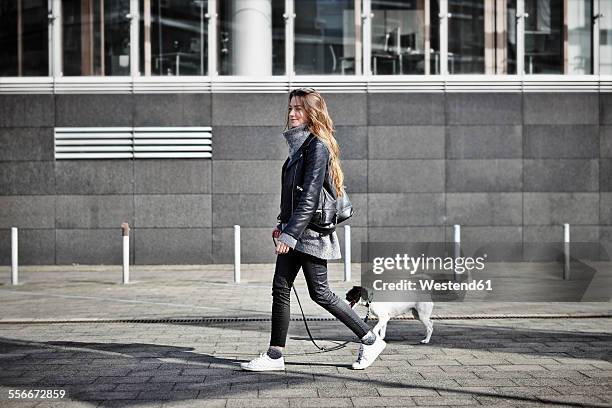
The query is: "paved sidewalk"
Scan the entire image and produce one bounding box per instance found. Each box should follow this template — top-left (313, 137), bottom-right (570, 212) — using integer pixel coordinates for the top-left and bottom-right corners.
top-left (0, 265), bottom-right (610, 407)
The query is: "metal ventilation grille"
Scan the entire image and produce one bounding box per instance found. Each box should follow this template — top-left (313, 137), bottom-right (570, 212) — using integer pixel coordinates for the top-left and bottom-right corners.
top-left (54, 127), bottom-right (212, 159)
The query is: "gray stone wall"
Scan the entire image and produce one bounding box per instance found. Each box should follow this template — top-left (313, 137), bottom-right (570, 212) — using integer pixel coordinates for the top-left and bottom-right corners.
top-left (0, 92), bottom-right (610, 264)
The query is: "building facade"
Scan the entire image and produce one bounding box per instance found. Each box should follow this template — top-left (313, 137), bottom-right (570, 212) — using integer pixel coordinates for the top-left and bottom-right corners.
top-left (0, 0), bottom-right (611, 264)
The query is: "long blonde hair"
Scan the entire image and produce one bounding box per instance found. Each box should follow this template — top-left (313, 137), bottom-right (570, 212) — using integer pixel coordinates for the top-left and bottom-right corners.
top-left (284, 88), bottom-right (344, 197)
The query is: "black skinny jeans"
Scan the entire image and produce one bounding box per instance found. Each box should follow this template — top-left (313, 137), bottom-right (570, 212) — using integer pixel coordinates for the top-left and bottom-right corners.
top-left (269, 248), bottom-right (371, 347)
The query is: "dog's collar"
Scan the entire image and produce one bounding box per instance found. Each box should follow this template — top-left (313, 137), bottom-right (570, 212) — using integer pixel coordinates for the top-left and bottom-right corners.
top-left (364, 291), bottom-right (374, 308)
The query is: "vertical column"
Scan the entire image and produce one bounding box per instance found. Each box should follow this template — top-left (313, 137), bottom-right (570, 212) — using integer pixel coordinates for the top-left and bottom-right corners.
top-left (495, 0), bottom-right (508, 74)
top-left (344, 225), bottom-right (351, 282)
top-left (208, 0), bottom-right (218, 76)
top-left (11, 228), bottom-right (18, 285)
top-left (284, 0), bottom-right (295, 77)
top-left (484, 0), bottom-right (495, 74)
top-left (81, 0), bottom-right (93, 75)
top-left (17, 0), bottom-right (23, 76)
top-left (516, 0), bottom-right (526, 75)
top-left (564, 223), bottom-right (570, 280)
top-left (593, 0), bottom-right (601, 75)
top-left (354, 0), bottom-right (362, 75)
top-left (439, 0), bottom-right (448, 75)
top-left (51, 0), bottom-right (63, 77)
top-left (129, 0), bottom-right (139, 78)
top-left (143, 0), bottom-right (151, 75)
top-left (232, 0), bottom-right (272, 75)
top-left (362, 0), bottom-right (372, 76)
top-left (422, 0), bottom-right (431, 75)
top-left (234, 225), bottom-right (241, 283)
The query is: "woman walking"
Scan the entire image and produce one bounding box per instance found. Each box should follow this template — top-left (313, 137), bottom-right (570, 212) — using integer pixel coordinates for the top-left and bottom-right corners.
top-left (240, 88), bottom-right (386, 371)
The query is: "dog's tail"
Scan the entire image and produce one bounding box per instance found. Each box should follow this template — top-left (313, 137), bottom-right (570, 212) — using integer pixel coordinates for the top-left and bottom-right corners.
top-left (411, 308), bottom-right (420, 320)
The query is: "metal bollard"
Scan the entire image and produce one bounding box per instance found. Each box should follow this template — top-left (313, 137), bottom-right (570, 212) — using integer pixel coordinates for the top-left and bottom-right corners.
top-left (234, 225), bottom-right (240, 283)
top-left (344, 225), bottom-right (351, 282)
top-left (453, 224), bottom-right (461, 281)
top-left (11, 227), bottom-right (18, 285)
top-left (563, 223), bottom-right (570, 280)
top-left (121, 223), bottom-right (130, 284)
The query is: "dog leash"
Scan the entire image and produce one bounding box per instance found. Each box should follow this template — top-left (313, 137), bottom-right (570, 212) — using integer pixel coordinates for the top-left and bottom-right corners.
top-left (292, 285), bottom-right (370, 352)
top-left (273, 235), bottom-right (371, 352)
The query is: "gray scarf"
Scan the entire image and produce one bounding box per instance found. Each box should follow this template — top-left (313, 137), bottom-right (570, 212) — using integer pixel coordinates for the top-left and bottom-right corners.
top-left (282, 123), bottom-right (310, 159)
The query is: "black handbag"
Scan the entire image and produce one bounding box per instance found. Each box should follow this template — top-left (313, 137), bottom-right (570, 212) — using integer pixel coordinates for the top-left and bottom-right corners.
top-left (308, 164), bottom-right (354, 235)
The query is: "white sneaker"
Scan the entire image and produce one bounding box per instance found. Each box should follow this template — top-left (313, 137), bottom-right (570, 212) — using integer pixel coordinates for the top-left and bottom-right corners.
top-left (351, 334), bottom-right (386, 370)
top-left (240, 352), bottom-right (285, 371)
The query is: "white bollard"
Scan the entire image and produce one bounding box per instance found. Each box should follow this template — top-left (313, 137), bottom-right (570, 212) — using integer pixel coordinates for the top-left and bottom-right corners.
top-left (234, 225), bottom-right (241, 283)
top-left (344, 225), bottom-right (351, 282)
top-left (563, 223), bottom-right (570, 280)
top-left (11, 227), bottom-right (18, 285)
top-left (121, 223), bottom-right (130, 284)
top-left (453, 224), bottom-right (461, 280)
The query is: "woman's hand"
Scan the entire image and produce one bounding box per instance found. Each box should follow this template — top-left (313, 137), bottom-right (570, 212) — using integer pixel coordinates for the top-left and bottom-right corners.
top-left (275, 241), bottom-right (290, 255)
top-left (272, 227), bottom-right (289, 254)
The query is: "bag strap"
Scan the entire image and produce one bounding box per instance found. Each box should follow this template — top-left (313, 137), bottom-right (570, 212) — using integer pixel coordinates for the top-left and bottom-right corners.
top-left (303, 133), bottom-right (336, 199)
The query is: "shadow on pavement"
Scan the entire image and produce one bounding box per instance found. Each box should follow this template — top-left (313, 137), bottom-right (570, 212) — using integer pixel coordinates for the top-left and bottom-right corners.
top-left (0, 319), bottom-right (610, 407)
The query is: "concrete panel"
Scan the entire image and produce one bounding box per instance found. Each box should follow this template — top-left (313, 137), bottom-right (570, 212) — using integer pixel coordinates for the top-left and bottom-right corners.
top-left (0, 196), bottom-right (55, 228)
top-left (213, 193), bottom-right (280, 227)
top-left (601, 159), bottom-right (612, 191)
top-left (368, 193), bottom-right (445, 226)
top-left (369, 160), bottom-right (444, 192)
top-left (344, 193), bottom-right (367, 227)
top-left (446, 160), bottom-right (522, 192)
top-left (602, 126), bottom-right (612, 157)
top-left (213, 126), bottom-right (288, 160)
top-left (134, 228), bottom-right (212, 264)
top-left (212, 94), bottom-right (287, 126)
top-left (56, 195), bottom-right (133, 229)
top-left (212, 160), bottom-right (282, 194)
top-left (444, 226), bottom-right (522, 243)
top-left (321, 93), bottom-right (367, 125)
top-left (0, 228), bottom-right (55, 265)
top-left (212, 227), bottom-right (279, 264)
top-left (56, 229), bottom-right (132, 265)
top-left (0, 95), bottom-right (54, 127)
top-left (134, 93), bottom-right (212, 126)
top-left (368, 93), bottom-right (445, 125)
top-left (55, 160), bottom-right (133, 194)
top-left (369, 126), bottom-right (445, 159)
top-left (134, 194), bottom-right (212, 228)
top-left (524, 93), bottom-right (598, 125)
top-left (446, 193), bottom-right (522, 226)
top-left (342, 160), bottom-right (367, 193)
top-left (446, 125), bottom-right (522, 159)
top-left (55, 94), bottom-right (133, 126)
top-left (600, 94), bottom-right (612, 124)
top-left (0, 161), bottom-right (55, 195)
top-left (334, 126), bottom-right (368, 159)
top-left (524, 225), bottom-right (600, 242)
top-left (523, 193), bottom-right (599, 225)
top-left (601, 193), bottom-right (612, 225)
top-left (182, 93), bottom-right (213, 126)
top-left (524, 125), bottom-right (599, 158)
top-left (446, 93), bottom-right (522, 125)
top-left (0, 127), bottom-right (54, 161)
top-left (368, 226), bottom-right (445, 242)
top-left (523, 159), bottom-right (598, 192)
top-left (134, 160), bottom-right (211, 194)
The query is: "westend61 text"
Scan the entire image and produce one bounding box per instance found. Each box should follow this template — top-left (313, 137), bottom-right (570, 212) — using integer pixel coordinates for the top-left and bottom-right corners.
top-left (373, 279), bottom-right (493, 292)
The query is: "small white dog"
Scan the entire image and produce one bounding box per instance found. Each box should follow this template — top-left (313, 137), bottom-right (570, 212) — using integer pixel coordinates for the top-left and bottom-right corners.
top-left (345, 286), bottom-right (434, 344)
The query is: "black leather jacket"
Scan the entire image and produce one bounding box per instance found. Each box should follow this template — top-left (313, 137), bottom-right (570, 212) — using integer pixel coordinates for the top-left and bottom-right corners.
top-left (277, 134), bottom-right (335, 241)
